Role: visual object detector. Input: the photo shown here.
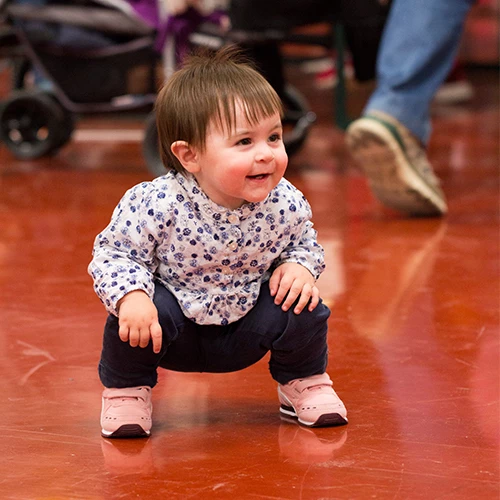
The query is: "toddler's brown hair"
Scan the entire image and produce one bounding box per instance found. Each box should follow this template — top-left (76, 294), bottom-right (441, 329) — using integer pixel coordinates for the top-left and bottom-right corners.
top-left (155, 45), bottom-right (283, 173)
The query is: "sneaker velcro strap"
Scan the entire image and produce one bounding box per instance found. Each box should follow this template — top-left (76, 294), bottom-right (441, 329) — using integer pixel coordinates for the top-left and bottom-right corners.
top-left (103, 386), bottom-right (150, 401)
top-left (294, 374), bottom-right (333, 393)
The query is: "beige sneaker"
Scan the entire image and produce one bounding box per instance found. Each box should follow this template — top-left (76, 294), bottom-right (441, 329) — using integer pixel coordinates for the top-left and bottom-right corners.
top-left (346, 111), bottom-right (447, 216)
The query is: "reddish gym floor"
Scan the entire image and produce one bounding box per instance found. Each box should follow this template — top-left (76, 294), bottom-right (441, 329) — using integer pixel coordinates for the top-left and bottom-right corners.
top-left (1, 39), bottom-right (499, 500)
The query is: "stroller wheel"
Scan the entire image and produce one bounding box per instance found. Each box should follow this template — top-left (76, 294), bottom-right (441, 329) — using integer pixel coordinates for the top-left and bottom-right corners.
top-left (143, 111), bottom-right (168, 178)
top-left (0, 90), bottom-right (66, 159)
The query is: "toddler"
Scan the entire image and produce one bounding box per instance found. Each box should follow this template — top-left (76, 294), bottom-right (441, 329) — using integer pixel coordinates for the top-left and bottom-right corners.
top-left (89, 46), bottom-right (347, 438)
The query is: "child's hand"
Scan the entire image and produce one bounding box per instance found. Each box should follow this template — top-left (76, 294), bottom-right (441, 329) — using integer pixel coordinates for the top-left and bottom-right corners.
top-left (116, 291), bottom-right (163, 354)
top-left (269, 263), bottom-right (320, 314)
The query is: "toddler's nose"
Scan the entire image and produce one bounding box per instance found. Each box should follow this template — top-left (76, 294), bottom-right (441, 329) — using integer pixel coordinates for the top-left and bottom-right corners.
top-left (255, 144), bottom-right (274, 163)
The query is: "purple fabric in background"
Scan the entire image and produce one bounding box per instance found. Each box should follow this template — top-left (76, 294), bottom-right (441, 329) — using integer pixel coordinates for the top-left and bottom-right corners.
top-left (126, 1), bottom-right (226, 56)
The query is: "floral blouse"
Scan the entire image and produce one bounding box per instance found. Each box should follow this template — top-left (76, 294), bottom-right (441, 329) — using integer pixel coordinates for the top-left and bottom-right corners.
top-left (89, 170), bottom-right (325, 325)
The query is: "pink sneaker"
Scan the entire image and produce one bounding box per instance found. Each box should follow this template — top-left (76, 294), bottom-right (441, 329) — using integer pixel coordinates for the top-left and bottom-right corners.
top-left (101, 386), bottom-right (152, 438)
top-left (278, 373), bottom-right (347, 427)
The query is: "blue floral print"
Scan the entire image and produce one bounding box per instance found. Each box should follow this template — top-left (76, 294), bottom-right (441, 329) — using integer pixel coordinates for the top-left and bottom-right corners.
top-left (89, 170), bottom-right (325, 325)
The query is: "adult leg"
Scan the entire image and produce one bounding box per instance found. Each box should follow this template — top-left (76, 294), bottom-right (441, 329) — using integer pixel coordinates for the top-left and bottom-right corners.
top-left (228, 0), bottom-right (335, 98)
top-left (346, 0), bottom-right (474, 216)
top-left (366, 0), bottom-right (474, 144)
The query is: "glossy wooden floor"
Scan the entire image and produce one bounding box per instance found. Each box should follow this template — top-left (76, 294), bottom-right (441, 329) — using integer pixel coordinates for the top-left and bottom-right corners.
top-left (1, 64), bottom-right (498, 499)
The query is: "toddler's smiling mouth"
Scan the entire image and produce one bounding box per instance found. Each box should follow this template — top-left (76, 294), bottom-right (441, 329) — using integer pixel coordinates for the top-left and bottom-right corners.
top-left (247, 174), bottom-right (269, 180)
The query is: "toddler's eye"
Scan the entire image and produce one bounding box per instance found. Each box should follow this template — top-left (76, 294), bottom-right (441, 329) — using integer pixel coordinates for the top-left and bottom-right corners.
top-left (237, 138), bottom-right (252, 146)
top-left (269, 133), bottom-right (281, 143)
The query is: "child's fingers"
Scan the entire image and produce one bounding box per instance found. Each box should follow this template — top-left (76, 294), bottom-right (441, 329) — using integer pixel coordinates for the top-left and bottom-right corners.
top-left (139, 327), bottom-right (151, 348)
top-left (308, 286), bottom-right (320, 311)
top-left (269, 268), bottom-right (283, 296)
top-left (280, 281), bottom-right (304, 311)
top-left (118, 324), bottom-right (130, 343)
top-left (275, 284), bottom-right (293, 308)
top-left (292, 283), bottom-right (314, 314)
top-left (150, 322), bottom-right (163, 354)
top-left (128, 326), bottom-right (140, 347)
top-left (274, 275), bottom-right (296, 306)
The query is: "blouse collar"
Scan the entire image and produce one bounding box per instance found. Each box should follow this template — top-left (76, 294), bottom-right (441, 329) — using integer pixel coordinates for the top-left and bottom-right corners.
top-left (177, 172), bottom-right (264, 222)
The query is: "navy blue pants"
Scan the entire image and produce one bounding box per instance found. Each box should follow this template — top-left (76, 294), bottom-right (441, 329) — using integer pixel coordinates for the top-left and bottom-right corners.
top-left (99, 281), bottom-right (330, 388)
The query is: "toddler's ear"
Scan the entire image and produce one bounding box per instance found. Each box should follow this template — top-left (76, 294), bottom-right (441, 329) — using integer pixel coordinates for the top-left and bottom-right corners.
top-left (170, 141), bottom-right (200, 173)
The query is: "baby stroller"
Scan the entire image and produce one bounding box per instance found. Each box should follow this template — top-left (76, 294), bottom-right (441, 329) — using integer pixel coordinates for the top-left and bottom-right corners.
top-left (0, 0), bottom-right (158, 159)
top-left (0, 0), bottom-right (315, 177)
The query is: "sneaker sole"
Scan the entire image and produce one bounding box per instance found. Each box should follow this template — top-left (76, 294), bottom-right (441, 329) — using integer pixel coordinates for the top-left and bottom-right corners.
top-left (280, 404), bottom-right (348, 428)
top-left (346, 118), bottom-right (447, 216)
top-left (101, 424), bottom-right (150, 439)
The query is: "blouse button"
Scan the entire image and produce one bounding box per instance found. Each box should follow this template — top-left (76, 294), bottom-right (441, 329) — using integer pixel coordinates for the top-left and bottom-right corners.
top-left (227, 214), bottom-right (239, 224)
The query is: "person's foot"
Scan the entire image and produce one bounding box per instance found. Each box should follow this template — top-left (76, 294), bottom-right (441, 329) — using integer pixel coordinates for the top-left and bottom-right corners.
top-left (278, 373), bottom-right (348, 427)
top-left (346, 111), bottom-right (447, 216)
top-left (101, 386), bottom-right (152, 438)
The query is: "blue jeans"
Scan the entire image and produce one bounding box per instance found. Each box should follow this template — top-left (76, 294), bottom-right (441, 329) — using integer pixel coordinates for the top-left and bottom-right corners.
top-left (99, 281), bottom-right (331, 388)
top-left (364, 0), bottom-right (474, 145)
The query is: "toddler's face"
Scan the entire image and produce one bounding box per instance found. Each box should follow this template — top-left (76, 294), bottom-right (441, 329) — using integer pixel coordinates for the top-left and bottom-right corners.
top-left (191, 101), bottom-right (288, 209)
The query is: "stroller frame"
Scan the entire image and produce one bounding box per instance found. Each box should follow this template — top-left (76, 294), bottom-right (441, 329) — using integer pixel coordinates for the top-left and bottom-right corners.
top-left (0, 0), bottom-right (159, 160)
